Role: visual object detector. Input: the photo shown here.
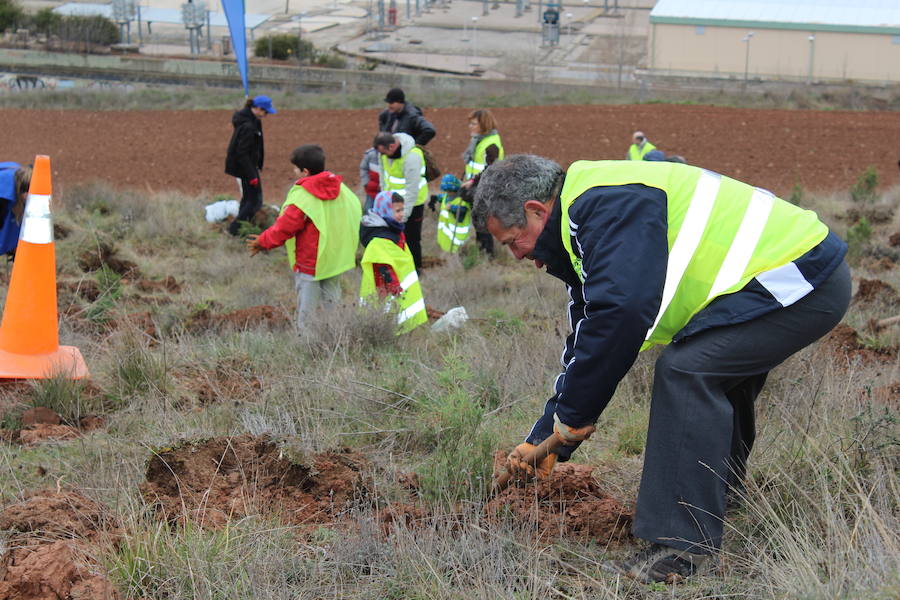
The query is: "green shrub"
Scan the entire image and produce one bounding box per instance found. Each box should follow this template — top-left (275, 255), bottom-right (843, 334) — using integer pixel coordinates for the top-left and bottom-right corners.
top-left (849, 166), bottom-right (879, 204)
top-left (253, 34), bottom-right (314, 61)
top-left (29, 374), bottom-right (103, 425)
top-left (315, 52), bottom-right (346, 69)
top-left (114, 342), bottom-right (169, 398)
top-left (45, 14), bottom-right (119, 46)
top-left (416, 355), bottom-right (494, 507)
top-left (85, 264), bottom-right (123, 324)
top-left (788, 181), bottom-right (804, 206)
top-left (846, 217), bottom-right (872, 261)
top-left (31, 7), bottom-right (61, 34)
top-left (0, 0), bottom-right (24, 32)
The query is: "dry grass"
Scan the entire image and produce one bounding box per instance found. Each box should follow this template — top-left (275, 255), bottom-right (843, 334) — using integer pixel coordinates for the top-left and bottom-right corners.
top-left (0, 179), bottom-right (896, 599)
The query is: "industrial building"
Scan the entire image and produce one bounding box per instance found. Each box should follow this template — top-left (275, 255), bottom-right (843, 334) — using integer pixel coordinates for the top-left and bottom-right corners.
top-left (648, 0), bottom-right (900, 83)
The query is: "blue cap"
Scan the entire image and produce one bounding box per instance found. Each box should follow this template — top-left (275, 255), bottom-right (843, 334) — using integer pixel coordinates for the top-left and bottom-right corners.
top-left (252, 95), bottom-right (277, 114)
top-left (440, 173), bottom-right (461, 192)
top-left (643, 149), bottom-right (667, 162)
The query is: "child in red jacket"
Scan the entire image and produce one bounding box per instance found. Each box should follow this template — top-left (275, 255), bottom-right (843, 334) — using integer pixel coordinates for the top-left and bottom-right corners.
top-left (247, 144), bottom-right (361, 329)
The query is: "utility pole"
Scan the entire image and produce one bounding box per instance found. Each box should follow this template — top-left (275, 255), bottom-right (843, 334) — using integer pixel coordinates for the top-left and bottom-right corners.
top-left (742, 31), bottom-right (754, 85)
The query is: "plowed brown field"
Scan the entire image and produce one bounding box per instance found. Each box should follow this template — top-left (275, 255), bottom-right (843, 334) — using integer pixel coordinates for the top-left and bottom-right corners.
top-left (2, 104), bottom-right (899, 198)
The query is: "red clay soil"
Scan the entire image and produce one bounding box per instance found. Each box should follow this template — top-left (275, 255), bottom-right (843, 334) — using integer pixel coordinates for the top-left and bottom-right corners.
top-left (134, 276), bottom-right (182, 294)
top-left (860, 382), bottom-right (899, 411)
top-left (486, 451), bottom-right (632, 543)
top-left (77, 242), bottom-right (139, 278)
top-left (820, 323), bottom-right (898, 367)
top-left (854, 278), bottom-right (900, 309)
top-left (139, 434), bottom-right (370, 528)
top-left (185, 304), bottom-right (290, 333)
top-left (0, 488), bottom-right (120, 600)
top-left (1, 408), bottom-right (104, 447)
top-left (2, 105), bottom-right (899, 200)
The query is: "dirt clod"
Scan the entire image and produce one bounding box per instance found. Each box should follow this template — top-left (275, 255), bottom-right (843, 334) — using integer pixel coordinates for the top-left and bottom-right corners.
top-left (19, 425), bottom-right (80, 446)
top-left (0, 488), bottom-right (120, 600)
top-left (135, 276), bottom-right (181, 293)
top-left (486, 451), bottom-right (632, 543)
top-left (20, 407), bottom-right (61, 428)
top-left (854, 278), bottom-right (899, 308)
top-left (139, 435), bottom-right (369, 527)
top-left (185, 305), bottom-right (290, 333)
top-left (77, 241), bottom-right (139, 277)
top-left (420, 256), bottom-right (446, 269)
top-left (820, 323), bottom-right (897, 366)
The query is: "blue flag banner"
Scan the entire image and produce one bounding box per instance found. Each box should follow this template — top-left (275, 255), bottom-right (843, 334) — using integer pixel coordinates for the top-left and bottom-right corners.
top-left (221, 0), bottom-right (248, 95)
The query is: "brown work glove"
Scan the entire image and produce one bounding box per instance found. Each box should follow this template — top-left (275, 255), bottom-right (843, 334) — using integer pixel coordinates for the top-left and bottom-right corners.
top-left (504, 442), bottom-right (558, 482)
top-left (552, 413), bottom-right (596, 444)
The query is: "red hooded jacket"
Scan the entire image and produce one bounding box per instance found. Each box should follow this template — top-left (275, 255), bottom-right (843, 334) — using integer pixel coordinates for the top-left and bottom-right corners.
top-left (257, 171), bottom-right (345, 275)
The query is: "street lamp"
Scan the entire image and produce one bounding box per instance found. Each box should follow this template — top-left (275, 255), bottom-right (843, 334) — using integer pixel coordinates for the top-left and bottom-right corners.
top-left (471, 16), bottom-right (479, 67)
top-left (807, 33), bottom-right (815, 85)
top-left (741, 31), bottom-right (754, 84)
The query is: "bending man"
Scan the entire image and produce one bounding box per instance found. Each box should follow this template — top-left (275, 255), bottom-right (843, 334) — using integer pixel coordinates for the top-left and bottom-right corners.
top-left (474, 155), bottom-right (850, 583)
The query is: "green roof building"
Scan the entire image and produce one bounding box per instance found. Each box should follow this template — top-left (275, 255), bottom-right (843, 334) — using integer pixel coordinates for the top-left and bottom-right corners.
top-left (648, 0), bottom-right (900, 82)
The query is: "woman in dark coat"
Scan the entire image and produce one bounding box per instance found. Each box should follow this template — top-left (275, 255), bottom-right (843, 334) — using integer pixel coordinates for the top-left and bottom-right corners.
top-left (224, 95), bottom-right (277, 235)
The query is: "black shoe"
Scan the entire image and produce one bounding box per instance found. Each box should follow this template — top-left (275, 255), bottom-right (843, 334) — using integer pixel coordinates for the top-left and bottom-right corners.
top-left (602, 543), bottom-right (711, 583)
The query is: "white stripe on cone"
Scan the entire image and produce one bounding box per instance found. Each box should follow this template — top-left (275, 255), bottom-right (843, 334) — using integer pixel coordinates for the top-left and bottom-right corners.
top-left (20, 193), bottom-right (53, 244)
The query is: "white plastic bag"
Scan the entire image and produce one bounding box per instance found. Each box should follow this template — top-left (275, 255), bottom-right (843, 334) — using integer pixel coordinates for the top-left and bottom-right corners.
top-left (431, 306), bottom-right (468, 332)
top-left (204, 199), bottom-right (240, 223)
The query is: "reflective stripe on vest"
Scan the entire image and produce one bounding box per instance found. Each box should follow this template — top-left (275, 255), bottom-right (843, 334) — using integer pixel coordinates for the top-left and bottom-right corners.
top-left (359, 236), bottom-right (428, 333)
top-left (436, 196), bottom-right (472, 252)
top-left (464, 133), bottom-right (505, 181)
top-left (381, 147), bottom-right (428, 206)
top-left (559, 160), bottom-right (829, 349)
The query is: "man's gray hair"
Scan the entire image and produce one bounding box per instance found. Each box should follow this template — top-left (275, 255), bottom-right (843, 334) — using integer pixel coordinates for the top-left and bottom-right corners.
top-left (473, 154), bottom-right (564, 230)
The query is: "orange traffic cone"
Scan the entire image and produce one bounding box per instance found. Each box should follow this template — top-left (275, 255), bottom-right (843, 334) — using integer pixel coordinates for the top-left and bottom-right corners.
top-left (0, 155), bottom-right (88, 379)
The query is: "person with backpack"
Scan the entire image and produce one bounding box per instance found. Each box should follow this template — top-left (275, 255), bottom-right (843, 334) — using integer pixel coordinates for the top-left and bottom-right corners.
top-left (359, 191), bottom-right (427, 333)
top-left (377, 88), bottom-right (436, 146)
top-left (358, 146), bottom-right (382, 212)
top-left (224, 95), bottom-right (277, 236)
top-left (373, 132), bottom-right (428, 271)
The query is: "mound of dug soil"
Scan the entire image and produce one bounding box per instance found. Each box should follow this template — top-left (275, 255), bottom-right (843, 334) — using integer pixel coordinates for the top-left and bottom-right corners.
top-left (0, 489), bottom-right (120, 600)
top-left (185, 305), bottom-right (290, 333)
top-left (77, 242), bottom-right (139, 277)
top-left (486, 452), bottom-right (632, 543)
top-left (820, 323), bottom-right (898, 366)
top-left (1, 407), bottom-right (105, 448)
top-left (139, 435), bottom-right (369, 527)
top-left (134, 276), bottom-right (181, 294)
top-left (854, 278), bottom-right (900, 308)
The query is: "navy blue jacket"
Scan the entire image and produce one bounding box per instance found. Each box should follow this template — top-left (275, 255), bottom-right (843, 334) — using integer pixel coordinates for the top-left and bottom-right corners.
top-left (526, 182), bottom-right (847, 460)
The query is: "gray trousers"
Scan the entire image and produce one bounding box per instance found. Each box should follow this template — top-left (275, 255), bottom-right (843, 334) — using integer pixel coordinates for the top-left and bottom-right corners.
top-left (293, 272), bottom-right (342, 330)
top-left (633, 261), bottom-right (851, 554)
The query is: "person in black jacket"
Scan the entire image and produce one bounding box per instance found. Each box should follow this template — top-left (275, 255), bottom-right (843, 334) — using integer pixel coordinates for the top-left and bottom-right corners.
top-left (474, 154), bottom-right (850, 584)
top-left (377, 88), bottom-right (436, 146)
top-left (225, 95), bottom-right (277, 236)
